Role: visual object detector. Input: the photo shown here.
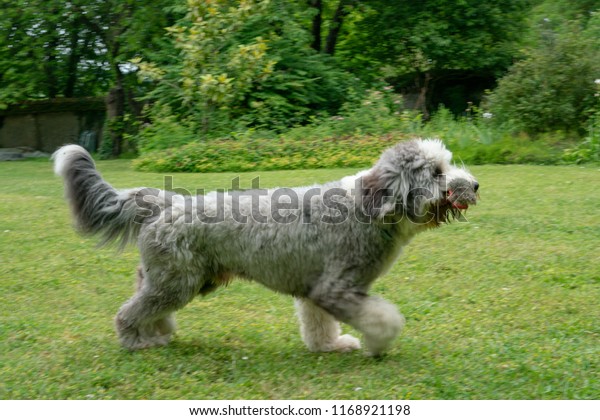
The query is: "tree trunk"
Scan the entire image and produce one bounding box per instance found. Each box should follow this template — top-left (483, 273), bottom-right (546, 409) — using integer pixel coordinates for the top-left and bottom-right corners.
top-left (106, 74), bottom-right (125, 157)
top-left (106, 32), bottom-right (125, 157)
top-left (126, 86), bottom-right (144, 120)
top-left (43, 7), bottom-right (60, 98)
top-left (309, 0), bottom-right (322, 52)
top-left (63, 22), bottom-right (82, 98)
top-left (324, 0), bottom-right (353, 55)
top-left (44, 36), bottom-right (60, 98)
top-left (414, 72), bottom-right (432, 120)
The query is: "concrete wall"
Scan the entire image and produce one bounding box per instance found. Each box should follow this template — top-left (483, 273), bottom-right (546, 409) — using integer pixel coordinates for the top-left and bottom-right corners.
top-left (0, 114), bottom-right (38, 150)
top-left (0, 99), bottom-right (105, 153)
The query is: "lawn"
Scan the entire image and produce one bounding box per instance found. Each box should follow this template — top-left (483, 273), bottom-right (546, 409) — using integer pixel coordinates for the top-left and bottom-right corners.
top-left (0, 159), bottom-right (598, 399)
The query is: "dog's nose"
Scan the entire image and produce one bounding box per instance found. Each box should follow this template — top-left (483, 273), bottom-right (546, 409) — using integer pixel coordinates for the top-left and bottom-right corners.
top-left (473, 181), bottom-right (479, 192)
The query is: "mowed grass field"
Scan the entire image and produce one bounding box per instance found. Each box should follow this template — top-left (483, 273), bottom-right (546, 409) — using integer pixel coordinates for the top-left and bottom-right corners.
top-left (0, 158), bottom-right (598, 400)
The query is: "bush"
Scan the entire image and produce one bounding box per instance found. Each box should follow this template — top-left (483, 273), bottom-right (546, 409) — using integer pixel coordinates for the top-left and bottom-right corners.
top-left (487, 15), bottom-right (600, 134)
top-left (135, 106), bottom-right (198, 154)
top-left (413, 107), bottom-right (565, 164)
top-left (133, 98), bottom-right (576, 173)
top-left (136, 0), bottom-right (357, 137)
top-left (133, 86), bottom-right (422, 172)
top-left (133, 133), bottom-right (410, 173)
top-left (563, 84), bottom-right (600, 163)
top-left (133, 130), bottom-right (570, 172)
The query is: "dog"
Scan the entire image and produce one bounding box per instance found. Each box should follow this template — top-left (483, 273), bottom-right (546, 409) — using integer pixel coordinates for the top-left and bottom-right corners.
top-left (53, 139), bottom-right (478, 356)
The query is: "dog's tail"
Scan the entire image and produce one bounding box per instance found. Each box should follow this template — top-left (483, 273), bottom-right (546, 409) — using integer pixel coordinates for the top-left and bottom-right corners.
top-left (53, 145), bottom-right (159, 248)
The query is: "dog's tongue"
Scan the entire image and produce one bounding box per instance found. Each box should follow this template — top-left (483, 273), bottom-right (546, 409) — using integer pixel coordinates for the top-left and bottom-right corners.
top-left (452, 202), bottom-right (468, 210)
top-left (448, 190), bottom-right (469, 209)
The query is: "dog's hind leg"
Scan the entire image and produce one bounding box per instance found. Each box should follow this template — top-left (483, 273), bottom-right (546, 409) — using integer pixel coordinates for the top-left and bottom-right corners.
top-left (115, 265), bottom-right (198, 350)
top-left (294, 298), bottom-right (361, 352)
top-left (310, 287), bottom-right (405, 356)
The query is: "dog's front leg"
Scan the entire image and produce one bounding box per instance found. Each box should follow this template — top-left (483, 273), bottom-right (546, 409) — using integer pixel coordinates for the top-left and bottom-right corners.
top-left (309, 285), bottom-right (405, 356)
top-left (294, 298), bottom-right (361, 353)
top-left (345, 296), bottom-right (405, 356)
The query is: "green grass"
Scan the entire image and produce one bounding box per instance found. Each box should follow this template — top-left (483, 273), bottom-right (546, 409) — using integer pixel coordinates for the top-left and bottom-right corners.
top-left (1, 159), bottom-right (599, 399)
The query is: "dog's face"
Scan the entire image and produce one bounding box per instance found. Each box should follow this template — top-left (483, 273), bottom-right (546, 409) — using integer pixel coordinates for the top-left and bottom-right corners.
top-left (428, 168), bottom-right (479, 226)
top-left (360, 139), bottom-right (478, 226)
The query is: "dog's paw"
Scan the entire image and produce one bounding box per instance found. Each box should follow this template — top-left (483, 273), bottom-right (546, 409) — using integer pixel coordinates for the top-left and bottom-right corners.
top-left (119, 332), bottom-right (172, 350)
top-left (115, 315), bottom-right (174, 350)
top-left (332, 334), bottom-right (361, 352)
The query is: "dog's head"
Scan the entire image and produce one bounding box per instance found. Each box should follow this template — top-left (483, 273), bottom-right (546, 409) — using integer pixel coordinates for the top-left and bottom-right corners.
top-left (360, 139), bottom-right (478, 226)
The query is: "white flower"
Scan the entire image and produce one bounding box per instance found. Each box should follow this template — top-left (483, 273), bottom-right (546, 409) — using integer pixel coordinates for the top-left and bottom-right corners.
top-left (595, 79), bottom-right (600, 84)
top-left (482, 112), bottom-right (493, 119)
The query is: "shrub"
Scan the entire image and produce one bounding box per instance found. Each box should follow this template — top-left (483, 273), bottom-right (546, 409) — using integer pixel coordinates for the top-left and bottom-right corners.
top-left (133, 133), bottom-right (410, 173)
top-left (563, 81), bottom-right (600, 163)
top-left (136, 0), bottom-right (357, 137)
top-left (135, 106), bottom-right (198, 154)
top-left (412, 107), bottom-right (564, 164)
top-left (133, 98), bottom-right (576, 173)
top-left (487, 15), bottom-right (600, 134)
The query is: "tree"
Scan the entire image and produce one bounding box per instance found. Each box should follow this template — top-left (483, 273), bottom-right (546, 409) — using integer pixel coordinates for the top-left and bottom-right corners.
top-left (0, 0), bottom-right (111, 106)
top-left (0, 0), bottom-right (177, 156)
top-left (335, 0), bottom-right (530, 115)
top-left (137, 0), bottom-right (276, 135)
top-left (137, 0), bottom-right (355, 137)
top-left (488, 7), bottom-right (600, 133)
top-left (308, 0), bottom-right (357, 55)
top-left (71, 0), bottom-right (177, 156)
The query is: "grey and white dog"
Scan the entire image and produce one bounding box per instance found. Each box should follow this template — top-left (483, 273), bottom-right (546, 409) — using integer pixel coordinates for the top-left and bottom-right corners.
top-left (53, 139), bottom-right (478, 356)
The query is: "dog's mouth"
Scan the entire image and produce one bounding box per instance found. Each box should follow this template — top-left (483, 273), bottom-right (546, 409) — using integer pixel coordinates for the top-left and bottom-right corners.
top-left (428, 182), bottom-right (478, 226)
top-left (431, 197), bottom-right (464, 225)
top-left (445, 179), bottom-right (478, 211)
top-left (447, 189), bottom-right (471, 210)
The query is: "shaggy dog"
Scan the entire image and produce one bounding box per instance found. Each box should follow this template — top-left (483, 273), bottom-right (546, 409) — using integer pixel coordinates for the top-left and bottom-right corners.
top-left (53, 139), bottom-right (478, 356)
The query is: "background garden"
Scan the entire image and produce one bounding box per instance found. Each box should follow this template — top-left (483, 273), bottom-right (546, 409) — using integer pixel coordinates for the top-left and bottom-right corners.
top-left (1, 0), bottom-right (599, 401)
top-left (1, 0), bottom-right (600, 167)
top-left (1, 160), bottom-right (599, 399)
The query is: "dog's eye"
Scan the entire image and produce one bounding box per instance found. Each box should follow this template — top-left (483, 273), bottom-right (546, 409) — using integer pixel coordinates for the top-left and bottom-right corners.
top-left (434, 166), bottom-right (443, 177)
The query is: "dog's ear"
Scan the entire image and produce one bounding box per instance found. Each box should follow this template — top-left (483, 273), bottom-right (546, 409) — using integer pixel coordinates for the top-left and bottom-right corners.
top-left (360, 170), bottom-right (396, 219)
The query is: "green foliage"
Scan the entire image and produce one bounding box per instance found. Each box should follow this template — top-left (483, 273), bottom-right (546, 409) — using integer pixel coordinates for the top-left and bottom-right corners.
top-left (133, 101), bottom-right (571, 173)
top-left (413, 106), bottom-right (566, 164)
top-left (133, 134), bottom-right (407, 173)
top-left (136, 0), bottom-right (356, 137)
top-left (98, 113), bottom-right (141, 159)
top-left (237, 58), bottom-right (355, 133)
top-left (142, 0), bottom-right (275, 133)
top-left (98, 122), bottom-right (114, 160)
top-left (0, 0), bottom-right (173, 106)
top-left (563, 130), bottom-right (600, 164)
top-left (282, 87), bottom-right (420, 140)
top-left (232, 2), bottom-right (357, 131)
top-left (0, 0), bottom-right (106, 105)
top-left (135, 106), bottom-right (198, 154)
top-left (337, 0), bottom-right (529, 83)
top-left (3, 0), bottom-right (599, 161)
top-left (488, 11), bottom-right (600, 134)
top-left (136, 0), bottom-right (273, 134)
top-left (563, 80), bottom-right (600, 163)
top-left (133, 86), bottom-right (419, 172)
